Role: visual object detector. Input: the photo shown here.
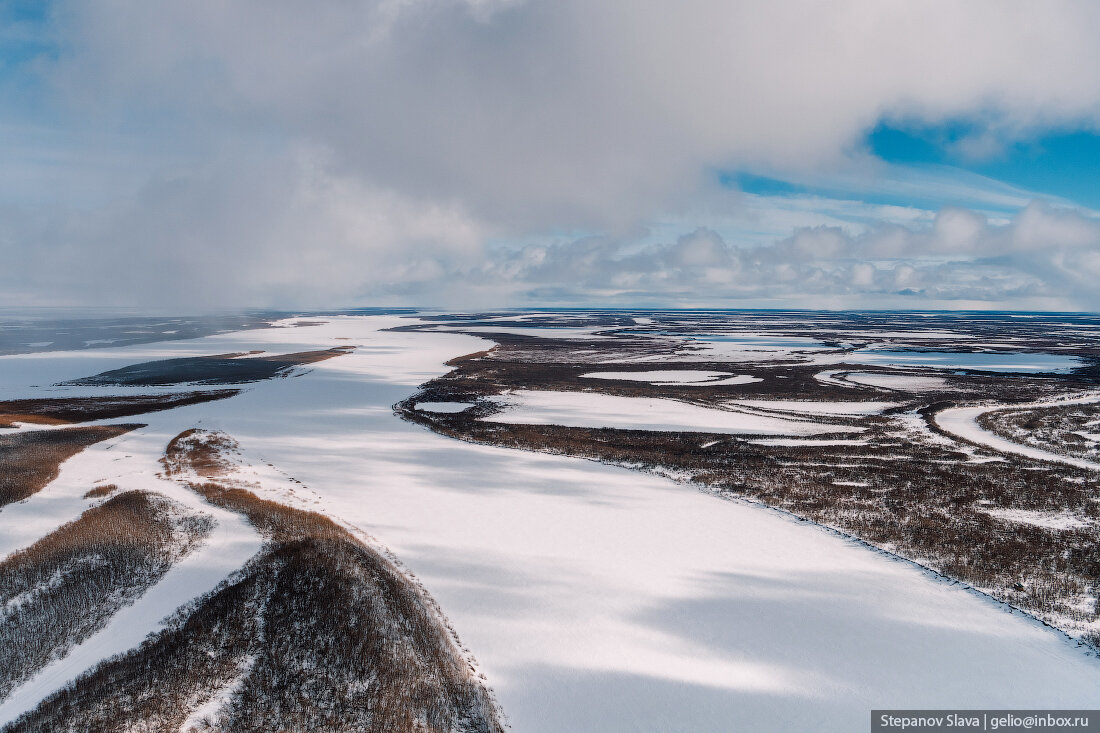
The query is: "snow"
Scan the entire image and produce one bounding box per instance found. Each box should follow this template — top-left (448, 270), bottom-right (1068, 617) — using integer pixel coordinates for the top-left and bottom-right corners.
top-left (579, 370), bottom-right (761, 386)
top-left (727, 400), bottom-right (899, 416)
top-left (582, 370), bottom-right (729, 383)
top-left (415, 401), bottom-right (476, 413)
top-left (836, 331), bottom-right (974, 340)
top-left (844, 349), bottom-right (1083, 374)
top-left (1, 316), bottom-right (1099, 731)
top-left (425, 325), bottom-right (616, 340)
top-left (977, 507), bottom-right (1092, 531)
top-left (482, 390), bottom-right (863, 436)
top-left (844, 373), bottom-right (949, 392)
top-left (178, 654), bottom-right (255, 732)
top-left (747, 438), bottom-right (871, 447)
top-left (199, 319), bottom-right (1100, 731)
top-left (934, 394), bottom-right (1100, 472)
top-left (691, 374), bottom-right (763, 386)
top-left (650, 333), bottom-right (832, 363)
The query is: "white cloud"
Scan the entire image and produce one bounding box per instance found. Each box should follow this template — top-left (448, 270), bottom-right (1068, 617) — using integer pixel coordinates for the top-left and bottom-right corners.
top-left (4, 0), bottom-right (1100, 307)
top-left (451, 203), bottom-right (1100, 310)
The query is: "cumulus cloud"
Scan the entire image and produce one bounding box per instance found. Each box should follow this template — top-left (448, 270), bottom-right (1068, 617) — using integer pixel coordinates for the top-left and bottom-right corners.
top-left (4, 0), bottom-right (1100, 307)
top-left (454, 203), bottom-right (1100, 310)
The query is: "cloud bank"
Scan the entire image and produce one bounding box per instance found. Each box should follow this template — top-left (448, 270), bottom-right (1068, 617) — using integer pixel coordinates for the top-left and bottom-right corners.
top-left (412, 202), bottom-right (1100, 311)
top-left (4, 0), bottom-right (1100, 309)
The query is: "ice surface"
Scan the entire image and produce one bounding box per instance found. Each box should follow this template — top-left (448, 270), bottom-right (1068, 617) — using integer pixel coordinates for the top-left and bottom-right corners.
top-left (847, 349), bottom-right (1083, 374)
top-left (415, 401), bottom-right (476, 413)
top-left (580, 370), bottom-right (755, 385)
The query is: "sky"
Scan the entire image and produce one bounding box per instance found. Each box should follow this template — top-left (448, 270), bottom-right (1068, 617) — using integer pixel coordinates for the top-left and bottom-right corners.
top-left (2, 0), bottom-right (1100, 312)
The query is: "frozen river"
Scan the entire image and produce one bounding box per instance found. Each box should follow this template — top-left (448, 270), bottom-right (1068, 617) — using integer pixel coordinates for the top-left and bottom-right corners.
top-left (1, 315), bottom-right (1097, 730)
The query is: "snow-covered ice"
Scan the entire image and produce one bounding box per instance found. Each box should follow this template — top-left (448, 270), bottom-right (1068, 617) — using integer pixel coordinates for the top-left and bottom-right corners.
top-left (844, 373), bottom-right (950, 391)
top-left (845, 349), bottom-right (1083, 374)
top-left (747, 438), bottom-right (871, 447)
top-left (482, 389), bottom-right (862, 436)
top-left (424, 324), bottom-right (616, 340)
top-left (727, 399), bottom-right (899, 416)
top-left (580, 370), bottom-right (760, 386)
top-left (415, 401), bottom-right (476, 413)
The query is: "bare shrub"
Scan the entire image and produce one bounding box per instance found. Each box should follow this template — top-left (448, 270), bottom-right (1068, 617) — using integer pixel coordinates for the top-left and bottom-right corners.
top-left (0, 425), bottom-right (139, 507)
top-left (0, 491), bottom-right (212, 698)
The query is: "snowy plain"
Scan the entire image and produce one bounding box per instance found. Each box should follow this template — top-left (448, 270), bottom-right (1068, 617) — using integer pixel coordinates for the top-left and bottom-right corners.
top-left (579, 370), bottom-right (761, 386)
top-left (0, 316), bottom-right (1098, 730)
top-left (725, 399), bottom-right (899, 416)
top-left (843, 372), bottom-right (950, 391)
top-left (482, 389), bottom-right (863, 436)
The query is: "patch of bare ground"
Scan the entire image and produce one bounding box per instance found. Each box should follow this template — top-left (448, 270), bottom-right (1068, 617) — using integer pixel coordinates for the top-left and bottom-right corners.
top-left (0, 491), bottom-right (212, 699)
top-left (399, 330), bottom-right (1100, 647)
top-left (0, 391), bottom-right (239, 428)
top-left (63, 346), bottom-right (354, 387)
top-left (4, 431), bottom-right (504, 733)
top-left (0, 425), bottom-right (140, 507)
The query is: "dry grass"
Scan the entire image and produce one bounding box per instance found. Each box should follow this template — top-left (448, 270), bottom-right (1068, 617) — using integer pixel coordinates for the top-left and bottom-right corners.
top-left (0, 490), bottom-right (212, 698)
top-left (0, 425), bottom-right (139, 507)
top-left (82, 484), bottom-right (119, 499)
top-left (0, 414), bottom-right (69, 429)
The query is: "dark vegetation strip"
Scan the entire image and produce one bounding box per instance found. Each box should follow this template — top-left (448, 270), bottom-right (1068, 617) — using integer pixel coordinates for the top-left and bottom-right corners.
top-left (0, 491), bottom-right (212, 699)
top-left (4, 431), bottom-right (503, 733)
top-left (0, 391), bottom-right (239, 428)
top-left (0, 426), bottom-right (140, 507)
top-left (63, 347), bottom-right (353, 386)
